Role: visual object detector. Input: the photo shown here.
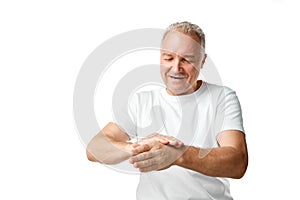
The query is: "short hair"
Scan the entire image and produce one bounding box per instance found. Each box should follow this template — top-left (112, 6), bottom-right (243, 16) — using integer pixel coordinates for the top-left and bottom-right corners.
top-left (162, 21), bottom-right (206, 51)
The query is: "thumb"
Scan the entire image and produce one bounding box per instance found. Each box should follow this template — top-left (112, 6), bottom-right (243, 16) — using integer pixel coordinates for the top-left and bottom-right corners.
top-left (158, 138), bottom-right (169, 145)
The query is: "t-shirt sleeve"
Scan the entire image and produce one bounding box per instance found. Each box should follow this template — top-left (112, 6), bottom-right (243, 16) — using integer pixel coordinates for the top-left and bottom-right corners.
top-left (112, 93), bottom-right (138, 139)
top-left (215, 87), bottom-right (245, 135)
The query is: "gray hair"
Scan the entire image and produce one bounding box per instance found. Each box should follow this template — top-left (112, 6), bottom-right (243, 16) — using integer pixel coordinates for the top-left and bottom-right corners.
top-left (162, 21), bottom-right (206, 51)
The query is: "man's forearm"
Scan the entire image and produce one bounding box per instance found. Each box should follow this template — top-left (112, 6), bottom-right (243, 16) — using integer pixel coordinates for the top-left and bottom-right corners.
top-left (86, 123), bottom-right (132, 164)
top-left (175, 146), bottom-right (248, 179)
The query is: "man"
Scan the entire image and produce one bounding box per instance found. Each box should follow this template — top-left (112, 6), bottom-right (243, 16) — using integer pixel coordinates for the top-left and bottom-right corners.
top-left (86, 21), bottom-right (248, 199)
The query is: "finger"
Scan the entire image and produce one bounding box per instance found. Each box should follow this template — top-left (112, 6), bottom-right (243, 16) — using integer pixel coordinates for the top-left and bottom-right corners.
top-left (131, 144), bottom-right (150, 156)
top-left (139, 137), bottom-right (168, 146)
top-left (131, 143), bottom-right (140, 148)
top-left (139, 164), bottom-right (158, 172)
top-left (129, 151), bottom-right (154, 163)
top-left (161, 136), bottom-right (178, 145)
top-left (158, 138), bottom-right (169, 145)
top-left (146, 133), bottom-right (170, 144)
top-left (147, 133), bottom-right (159, 138)
top-left (168, 139), bottom-right (184, 148)
top-left (133, 158), bottom-right (156, 169)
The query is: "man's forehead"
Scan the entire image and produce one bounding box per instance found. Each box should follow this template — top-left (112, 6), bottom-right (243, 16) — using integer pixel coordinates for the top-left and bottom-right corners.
top-left (162, 31), bottom-right (201, 45)
top-left (161, 50), bottom-right (196, 58)
top-left (161, 31), bottom-right (202, 56)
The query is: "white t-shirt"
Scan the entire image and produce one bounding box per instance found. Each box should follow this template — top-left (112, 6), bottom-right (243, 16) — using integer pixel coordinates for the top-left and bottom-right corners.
top-left (116, 81), bottom-right (244, 200)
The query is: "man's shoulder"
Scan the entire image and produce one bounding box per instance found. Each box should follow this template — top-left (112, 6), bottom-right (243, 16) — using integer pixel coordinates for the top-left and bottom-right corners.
top-left (204, 82), bottom-right (235, 94)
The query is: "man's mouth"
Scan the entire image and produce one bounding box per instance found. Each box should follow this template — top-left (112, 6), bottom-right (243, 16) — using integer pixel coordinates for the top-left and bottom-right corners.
top-left (169, 75), bottom-right (185, 80)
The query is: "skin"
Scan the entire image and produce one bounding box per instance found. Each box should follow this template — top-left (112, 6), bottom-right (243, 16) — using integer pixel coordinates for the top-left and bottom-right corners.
top-left (129, 131), bottom-right (248, 178)
top-left (86, 122), bottom-right (133, 164)
top-left (86, 123), bottom-right (171, 164)
top-left (87, 30), bottom-right (248, 179)
top-left (160, 31), bottom-right (206, 96)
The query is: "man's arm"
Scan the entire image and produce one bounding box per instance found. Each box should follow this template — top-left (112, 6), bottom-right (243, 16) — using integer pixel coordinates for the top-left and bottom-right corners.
top-left (175, 130), bottom-right (248, 179)
top-left (86, 122), bottom-right (133, 164)
top-left (130, 130), bottom-right (248, 179)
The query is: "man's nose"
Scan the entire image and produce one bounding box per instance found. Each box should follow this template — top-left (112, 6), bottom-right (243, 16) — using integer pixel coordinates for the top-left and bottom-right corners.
top-left (171, 58), bottom-right (182, 72)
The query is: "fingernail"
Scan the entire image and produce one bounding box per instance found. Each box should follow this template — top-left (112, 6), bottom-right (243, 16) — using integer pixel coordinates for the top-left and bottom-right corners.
top-left (129, 158), bottom-right (134, 164)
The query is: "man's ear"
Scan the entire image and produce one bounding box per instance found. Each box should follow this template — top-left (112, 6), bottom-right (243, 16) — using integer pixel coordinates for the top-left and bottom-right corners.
top-left (200, 53), bottom-right (207, 68)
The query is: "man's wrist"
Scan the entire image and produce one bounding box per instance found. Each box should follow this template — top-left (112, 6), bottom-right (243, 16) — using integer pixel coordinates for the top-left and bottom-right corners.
top-left (113, 141), bottom-right (133, 155)
top-left (174, 145), bottom-right (188, 166)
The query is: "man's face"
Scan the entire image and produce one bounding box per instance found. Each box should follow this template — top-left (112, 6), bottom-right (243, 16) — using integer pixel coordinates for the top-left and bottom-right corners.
top-left (160, 31), bottom-right (206, 96)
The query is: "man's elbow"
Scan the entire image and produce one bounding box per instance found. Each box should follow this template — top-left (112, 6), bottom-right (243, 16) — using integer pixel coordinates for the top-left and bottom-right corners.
top-left (232, 153), bottom-right (248, 179)
top-left (232, 165), bottom-right (247, 179)
top-left (86, 149), bottom-right (98, 162)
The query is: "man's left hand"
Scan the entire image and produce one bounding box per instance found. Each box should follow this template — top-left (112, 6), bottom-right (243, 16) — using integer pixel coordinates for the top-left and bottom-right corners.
top-left (129, 136), bottom-right (187, 172)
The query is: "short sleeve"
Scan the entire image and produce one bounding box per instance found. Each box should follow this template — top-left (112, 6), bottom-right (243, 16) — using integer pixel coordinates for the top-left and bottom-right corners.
top-left (113, 93), bottom-right (138, 139)
top-left (215, 87), bottom-right (245, 136)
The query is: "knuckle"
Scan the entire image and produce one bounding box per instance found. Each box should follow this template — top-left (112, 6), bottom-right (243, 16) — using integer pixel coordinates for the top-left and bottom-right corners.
top-left (147, 159), bottom-right (153, 165)
top-left (139, 168), bottom-right (145, 172)
top-left (144, 153), bottom-right (149, 159)
top-left (169, 136), bottom-right (176, 140)
top-left (143, 153), bottom-right (149, 159)
top-left (131, 156), bottom-right (136, 162)
top-left (151, 159), bottom-right (155, 165)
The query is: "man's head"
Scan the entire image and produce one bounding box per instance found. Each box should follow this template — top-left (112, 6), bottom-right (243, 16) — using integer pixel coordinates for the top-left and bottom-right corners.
top-left (160, 21), bottom-right (207, 96)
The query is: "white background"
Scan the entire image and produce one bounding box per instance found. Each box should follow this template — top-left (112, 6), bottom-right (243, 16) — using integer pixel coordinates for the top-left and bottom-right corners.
top-left (1, 0), bottom-right (300, 199)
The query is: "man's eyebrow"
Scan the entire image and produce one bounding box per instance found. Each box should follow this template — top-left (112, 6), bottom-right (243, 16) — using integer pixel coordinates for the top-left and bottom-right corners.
top-left (161, 52), bottom-right (173, 56)
top-left (183, 55), bottom-right (195, 59)
top-left (161, 52), bottom-right (195, 58)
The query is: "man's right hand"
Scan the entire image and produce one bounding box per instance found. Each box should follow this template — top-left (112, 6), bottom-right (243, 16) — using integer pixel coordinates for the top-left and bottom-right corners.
top-left (129, 134), bottom-right (187, 172)
top-left (129, 134), bottom-right (186, 172)
top-left (146, 133), bottom-right (184, 148)
top-left (130, 133), bottom-right (184, 156)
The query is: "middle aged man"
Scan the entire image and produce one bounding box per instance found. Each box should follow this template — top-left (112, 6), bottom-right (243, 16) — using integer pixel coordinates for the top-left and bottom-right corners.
top-left (86, 21), bottom-right (248, 200)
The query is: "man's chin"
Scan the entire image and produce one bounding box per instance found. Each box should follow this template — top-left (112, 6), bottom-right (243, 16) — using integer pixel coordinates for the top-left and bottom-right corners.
top-left (166, 86), bottom-right (193, 96)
